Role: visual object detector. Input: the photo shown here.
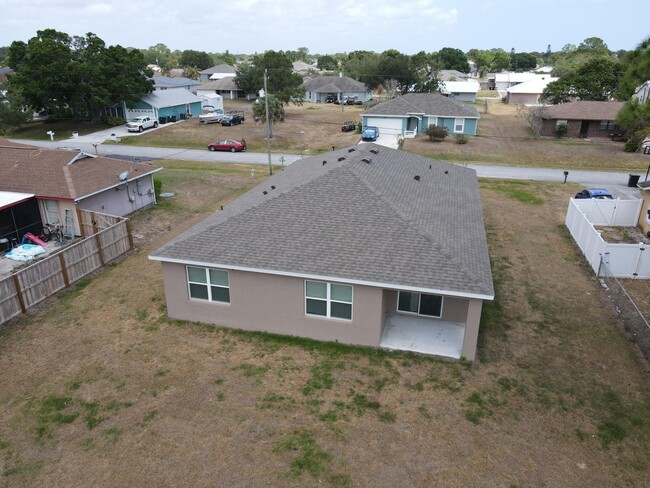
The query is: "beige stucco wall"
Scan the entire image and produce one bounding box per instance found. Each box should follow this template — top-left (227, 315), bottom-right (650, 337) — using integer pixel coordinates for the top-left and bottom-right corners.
top-left (161, 262), bottom-right (385, 347)
top-left (639, 191), bottom-right (650, 235)
top-left (462, 299), bottom-right (483, 361)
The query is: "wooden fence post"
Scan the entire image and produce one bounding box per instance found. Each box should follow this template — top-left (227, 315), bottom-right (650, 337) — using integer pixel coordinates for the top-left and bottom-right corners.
top-left (11, 274), bottom-right (26, 313)
top-left (125, 219), bottom-right (134, 251)
top-left (95, 233), bottom-right (105, 266)
top-left (59, 253), bottom-right (70, 287)
top-left (76, 208), bottom-right (85, 238)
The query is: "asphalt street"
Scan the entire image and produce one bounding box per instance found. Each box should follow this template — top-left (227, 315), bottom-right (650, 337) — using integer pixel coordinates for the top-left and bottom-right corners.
top-left (13, 138), bottom-right (647, 200)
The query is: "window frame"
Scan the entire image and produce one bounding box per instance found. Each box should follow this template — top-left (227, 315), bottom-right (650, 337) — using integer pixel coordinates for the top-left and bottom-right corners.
top-left (454, 118), bottom-right (465, 133)
top-left (186, 266), bottom-right (230, 304)
top-left (396, 291), bottom-right (443, 318)
top-left (555, 119), bottom-right (568, 128)
top-left (304, 280), bottom-right (353, 321)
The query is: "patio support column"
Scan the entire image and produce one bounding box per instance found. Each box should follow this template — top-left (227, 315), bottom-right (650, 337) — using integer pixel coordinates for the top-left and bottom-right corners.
top-left (462, 299), bottom-right (483, 361)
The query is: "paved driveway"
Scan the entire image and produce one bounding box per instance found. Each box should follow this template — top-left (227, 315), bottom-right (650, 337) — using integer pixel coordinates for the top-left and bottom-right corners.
top-left (358, 133), bottom-right (399, 149)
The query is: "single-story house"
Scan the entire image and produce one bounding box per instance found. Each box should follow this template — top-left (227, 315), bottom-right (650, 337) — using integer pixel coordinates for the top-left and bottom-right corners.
top-left (200, 64), bottom-right (236, 82)
top-left (0, 139), bottom-right (162, 240)
top-left (362, 93), bottom-right (480, 138)
top-left (440, 79), bottom-right (480, 102)
top-left (494, 72), bottom-right (544, 95)
top-left (539, 101), bottom-right (625, 138)
top-left (506, 77), bottom-right (558, 105)
top-left (196, 77), bottom-right (254, 100)
top-left (634, 80), bottom-right (650, 105)
top-left (123, 88), bottom-right (203, 122)
top-left (152, 76), bottom-right (202, 94)
top-left (303, 75), bottom-right (371, 103)
top-left (438, 69), bottom-right (470, 81)
top-left (293, 61), bottom-right (320, 77)
top-left (149, 144), bottom-right (494, 360)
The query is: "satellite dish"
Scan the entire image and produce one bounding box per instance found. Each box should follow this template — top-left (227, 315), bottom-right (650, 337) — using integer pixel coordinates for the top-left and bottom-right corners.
top-left (118, 170), bottom-right (129, 181)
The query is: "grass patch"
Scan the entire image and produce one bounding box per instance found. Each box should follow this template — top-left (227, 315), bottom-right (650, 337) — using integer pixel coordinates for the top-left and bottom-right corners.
top-left (480, 180), bottom-right (544, 205)
top-left (302, 360), bottom-right (345, 396)
top-left (102, 427), bottom-right (122, 444)
top-left (235, 363), bottom-right (270, 380)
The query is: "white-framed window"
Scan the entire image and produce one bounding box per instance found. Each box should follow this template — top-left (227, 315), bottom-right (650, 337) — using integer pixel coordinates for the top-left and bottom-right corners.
top-left (555, 119), bottom-right (568, 128)
top-left (397, 291), bottom-right (443, 318)
top-left (187, 266), bottom-right (230, 303)
top-left (429, 117), bottom-right (438, 126)
top-left (454, 118), bottom-right (464, 133)
top-left (305, 280), bottom-right (353, 320)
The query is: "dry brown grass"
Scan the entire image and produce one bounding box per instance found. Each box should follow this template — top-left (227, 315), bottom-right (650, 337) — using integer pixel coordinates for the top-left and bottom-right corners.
top-left (118, 98), bottom-right (648, 173)
top-left (0, 163), bottom-right (649, 487)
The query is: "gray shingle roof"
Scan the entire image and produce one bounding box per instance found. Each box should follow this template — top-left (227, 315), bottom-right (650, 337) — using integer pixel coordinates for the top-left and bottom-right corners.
top-left (200, 64), bottom-right (236, 75)
top-left (152, 76), bottom-right (201, 89)
top-left (198, 78), bottom-right (239, 91)
top-left (364, 93), bottom-right (480, 118)
top-left (543, 101), bottom-right (625, 121)
top-left (141, 88), bottom-right (202, 108)
top-left (303, 76), bottom-right (367, 93)
top-left (150, 145), bottom-right (493, 298)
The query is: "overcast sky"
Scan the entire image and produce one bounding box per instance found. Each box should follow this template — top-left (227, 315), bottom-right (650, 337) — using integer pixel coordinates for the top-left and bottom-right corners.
top-left (0, 0), bottom-right (644, 56)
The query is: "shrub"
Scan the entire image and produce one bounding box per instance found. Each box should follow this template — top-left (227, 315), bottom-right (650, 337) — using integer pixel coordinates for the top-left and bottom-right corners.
top-left (425, 125), bottom-right (448, 142)
top-left (153, 177), bottom-right (162, 198)
top-left (555, 123), bottom-right (568, 138)
top-left (106, 116), bottom-right (124, 127)
top-left (455, 134), bottom-right (468, 145)
top-left (623, 128), bottom-right (650, 152)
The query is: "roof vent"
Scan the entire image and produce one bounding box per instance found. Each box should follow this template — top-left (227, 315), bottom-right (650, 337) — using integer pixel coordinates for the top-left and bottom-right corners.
top-left (322, 160), bottom-right (327, 166)
top-left (369, 149), bottom-right (378, 154)
top-left (444, 170), bottom-right (449, 175)
top-left (348, 148), bottom-right (356, 153)
top-left (263, 191), bottom-right (268, 195)
top-left (338, 157), bottom-right (346, 162)
top-left (413, 175), bottom-right (421, 181)
top-left (271, 185), bottom-right (276, 190)
top-left (361, 158), bottom-right (371, 164)
top-left (429, 164), bottom-right (432, 169)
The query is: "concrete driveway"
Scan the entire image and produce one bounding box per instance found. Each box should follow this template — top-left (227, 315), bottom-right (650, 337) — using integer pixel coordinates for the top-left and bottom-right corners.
top-left (358, 133), bottom-right (399, 149)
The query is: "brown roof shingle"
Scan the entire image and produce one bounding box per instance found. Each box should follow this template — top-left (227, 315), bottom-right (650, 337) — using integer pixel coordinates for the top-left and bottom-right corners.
top-left (0, 139), bottom-right (162, 201)
top-left (544, 101), bottom-right (625, 121)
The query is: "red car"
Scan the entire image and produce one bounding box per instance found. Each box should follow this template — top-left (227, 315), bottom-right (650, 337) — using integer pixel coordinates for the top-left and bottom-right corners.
top-left (207, 139), bottom-right (247, 152)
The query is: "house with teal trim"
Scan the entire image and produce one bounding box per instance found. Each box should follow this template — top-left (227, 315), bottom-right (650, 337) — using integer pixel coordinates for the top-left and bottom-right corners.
top-left (362, 93), bottom-right (479, 138)
top-left (123, 88), bottom-right (203, 123)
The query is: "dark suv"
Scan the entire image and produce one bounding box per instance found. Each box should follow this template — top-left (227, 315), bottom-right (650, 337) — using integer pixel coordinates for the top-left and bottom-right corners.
top-left (221, 114), bottom-right (244, 126)
top-left (341, 121), bottom-right (356, 132)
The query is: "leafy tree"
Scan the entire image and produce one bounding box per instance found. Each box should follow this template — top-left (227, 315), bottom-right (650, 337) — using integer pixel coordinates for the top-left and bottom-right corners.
top-left (616, 98), bottom-right (650, 147)
top-left (178, 50), bottom-right (213, 70)
top-left (552, 36), bottom-right (613, 77)
top-left (516, 105), bottom-right (549, 138)
top-left (7, 29), bottom-right (153, 121)
top-left (436, 47), bottom-right (470, 73)
top-left (0, 83), bottom-right (30, 134)
top-left (0, 46), bottom-right (8, 64)
top-left (491, 49), bottom-right (511, 72)
top-left (379, 49), bottom-right (417, 94)
top-left (317, 55), bottom-right (338, 70)
top-left (410, 51), bottom-right (441, 92)
top-left (252, 95), bottom-right (285, 123)
top-left (541, 58), bottom-right (622, 103)
top-left (183, 66), bottom-right (200, 80)
top-left (142, 43), bottom-right (171, 66)
top-left (234, 50), bottom-right (305, 105)
top-left (510, 52), bottom-right (537, 71)
top-left (617, 37), bottom-right (650, 99)
top-left (344, 51), bottom-right (382, 89)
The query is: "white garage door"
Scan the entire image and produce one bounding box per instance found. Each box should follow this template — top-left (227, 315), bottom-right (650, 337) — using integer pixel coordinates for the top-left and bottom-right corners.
top-left (124, 107), bottom-right (155, 121)
top-left (366, 116), bottom-right (404, 136)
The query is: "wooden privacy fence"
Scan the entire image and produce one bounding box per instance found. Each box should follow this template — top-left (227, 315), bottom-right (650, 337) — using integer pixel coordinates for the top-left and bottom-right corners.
top-left (0, 212), bottom-right (133, 326)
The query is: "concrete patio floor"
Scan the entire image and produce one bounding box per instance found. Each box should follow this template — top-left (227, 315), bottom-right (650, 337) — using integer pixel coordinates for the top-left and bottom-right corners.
top-left (380, 314), bottom-right (465, 359)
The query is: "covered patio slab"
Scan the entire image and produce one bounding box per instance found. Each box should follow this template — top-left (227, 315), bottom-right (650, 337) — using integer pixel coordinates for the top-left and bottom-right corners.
top-left (380, 314), bottom-right (465, 359)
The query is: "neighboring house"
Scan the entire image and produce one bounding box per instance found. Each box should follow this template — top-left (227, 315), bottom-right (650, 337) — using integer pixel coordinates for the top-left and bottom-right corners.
top-left (149, 144), bottom-right (494, 361)
top-left (440, 79), bottom-right (480, 102)
top-left (0, 139), bottom-right (161, 241)
top-left (293, 61), bottom-right (322, 77)
top-left (438, 69), bottom-right (470, 81)
top-left (633, 80), bottom-right (650, 105)
top-left (494, 72), bottom-right (544, 95)
top-left (0, 67), bottom-right (13, 83)
top-left (124, 88), bottom-right (203, 122)
top-left (506, 77), bottom-right (558, 105)
top-left (152, 76), bottom-right (202, 94)
top-left (200, 64), bottom-right (236, 82)
top-left (196, 77), bottom-right (253, 100)
top-left (539, 101), bottom-right (625, 138)
top-left (303, 75), bottom-right (371, 103)
top-left (362, 93), bottom-right (480, 137)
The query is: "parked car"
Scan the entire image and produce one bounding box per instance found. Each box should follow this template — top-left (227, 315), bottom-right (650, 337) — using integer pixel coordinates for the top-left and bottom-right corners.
top-left (325, 96), bottom-right (336, 103)
top-left (361, 126), bottom-right (379, 141)
top-left (207, 139), bottom-right (247, 152)
top-left (341, 121), bottom-right (356, 132)
top-left (574, 188), bottom-right (614, 199)
top-left (221, 114), bottom-right (244, 126)
top-left (126, 116), bottom-right (158, 133)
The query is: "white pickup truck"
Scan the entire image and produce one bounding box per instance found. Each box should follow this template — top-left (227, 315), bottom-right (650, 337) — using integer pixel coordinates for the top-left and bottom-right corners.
top-left (126, 116), bottom-right (159, 133)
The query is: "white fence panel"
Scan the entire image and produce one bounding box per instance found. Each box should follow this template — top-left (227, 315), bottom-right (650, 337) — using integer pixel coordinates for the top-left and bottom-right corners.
top-left (573, 198), bottom-right (641, 226)
top-left (603, 245), bottom-right (644, 276)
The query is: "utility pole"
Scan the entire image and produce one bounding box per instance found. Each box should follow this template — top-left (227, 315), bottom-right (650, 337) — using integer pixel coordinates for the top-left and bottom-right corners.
top-left (264, 69), bottom-right (272, 175)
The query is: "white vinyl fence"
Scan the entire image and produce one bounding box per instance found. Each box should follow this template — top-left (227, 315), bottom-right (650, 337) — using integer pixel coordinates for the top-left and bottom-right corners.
top-left (565, 198), bottom-right (649, 278)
